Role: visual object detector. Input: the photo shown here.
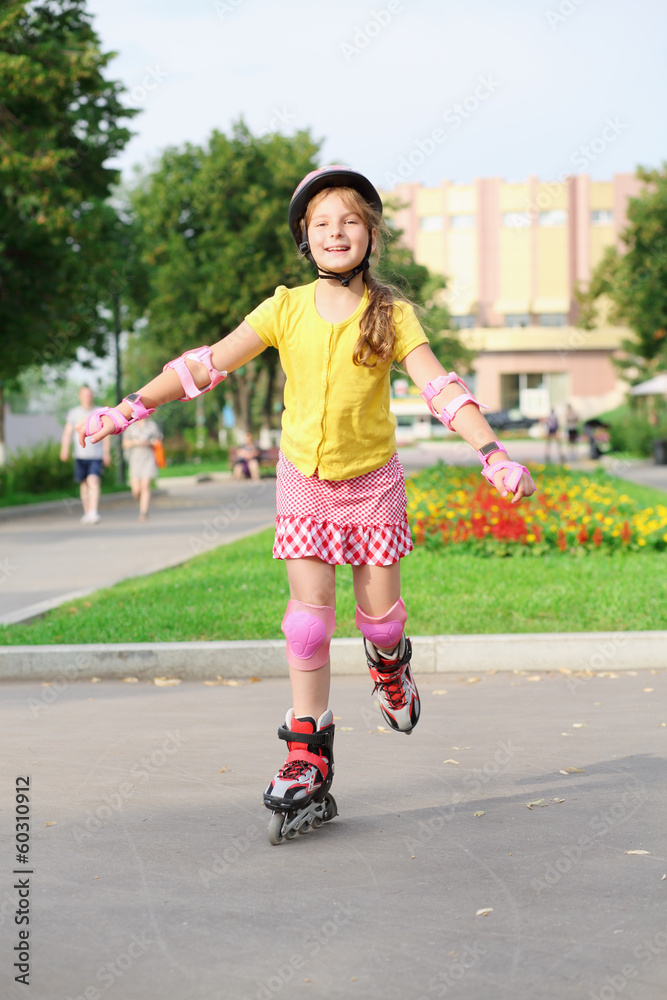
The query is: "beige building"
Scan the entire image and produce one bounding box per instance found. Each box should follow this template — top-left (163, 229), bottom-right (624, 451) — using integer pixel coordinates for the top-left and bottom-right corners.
top-left (387, 173), bottom-right (643, 420)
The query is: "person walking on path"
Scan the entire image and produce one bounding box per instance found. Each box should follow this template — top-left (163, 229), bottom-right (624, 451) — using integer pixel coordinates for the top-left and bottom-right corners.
top-left (122, 416), bottom-right (163, 521)
top-left (60, 385), bottom-right (111, 524)
top-left (565, 403), bottom-right (579, 462)
top-left (544, 407), bottom-right (564, 464)
top-left (76, 166), bottom-right (536, 834)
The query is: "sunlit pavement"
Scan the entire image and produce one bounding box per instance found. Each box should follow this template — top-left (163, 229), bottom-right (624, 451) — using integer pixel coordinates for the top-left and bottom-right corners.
top-left (1, 671), bottom-right (665, 1000)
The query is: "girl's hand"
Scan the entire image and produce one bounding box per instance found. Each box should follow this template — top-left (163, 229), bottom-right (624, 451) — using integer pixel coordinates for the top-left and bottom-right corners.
top-left (75, 412), bottom-right (117, 448)
top-left (488, 463), bottom-right (536, 504)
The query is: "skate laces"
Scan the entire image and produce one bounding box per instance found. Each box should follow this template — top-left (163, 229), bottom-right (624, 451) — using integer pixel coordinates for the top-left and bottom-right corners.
top-left (278, 758), bottom-right (315, 780)
top-left (373, 664), bottom-right (407, 708)
top-left (278, 747), bottom-right (328, 780)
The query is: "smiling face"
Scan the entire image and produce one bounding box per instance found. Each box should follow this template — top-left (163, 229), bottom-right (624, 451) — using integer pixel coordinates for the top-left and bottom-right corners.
top-left (306, 189), bottom-right (376, 275)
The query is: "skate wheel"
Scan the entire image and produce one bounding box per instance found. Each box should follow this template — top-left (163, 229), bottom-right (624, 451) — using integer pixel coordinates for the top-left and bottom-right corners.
top-left (267, 811), bottom-right (285, 846)
top-left (323, 793), bottom-right (338, 822)
top-left (298, 819), bottom-right (312, 835)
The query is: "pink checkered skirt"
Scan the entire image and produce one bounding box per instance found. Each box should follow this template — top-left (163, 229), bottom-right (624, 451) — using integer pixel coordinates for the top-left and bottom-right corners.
top-left (273, 452), bottom-right (413, 565)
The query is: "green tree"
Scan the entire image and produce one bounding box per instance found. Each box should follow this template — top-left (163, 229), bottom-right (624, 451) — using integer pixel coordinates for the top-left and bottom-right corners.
top-left (128, 121), bottom-right (318, 434)
top-left (0, 0), bottom-right (138, 452)
top-left (576, 165), bottom-right (667, 383)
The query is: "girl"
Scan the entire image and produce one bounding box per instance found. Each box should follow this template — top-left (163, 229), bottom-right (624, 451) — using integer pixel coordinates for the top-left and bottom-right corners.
top-left (78, 166), bottom-right (535, 839)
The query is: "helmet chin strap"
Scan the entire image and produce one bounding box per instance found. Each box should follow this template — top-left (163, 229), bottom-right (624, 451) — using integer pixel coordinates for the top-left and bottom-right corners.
top-left (300, 230), bottom-right (373, 288)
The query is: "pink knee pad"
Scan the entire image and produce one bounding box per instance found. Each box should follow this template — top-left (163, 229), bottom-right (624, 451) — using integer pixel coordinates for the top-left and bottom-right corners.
top-left (355, 597), bottom-right (407, 649)
top-left (281, 600), bottom-right (336, 671)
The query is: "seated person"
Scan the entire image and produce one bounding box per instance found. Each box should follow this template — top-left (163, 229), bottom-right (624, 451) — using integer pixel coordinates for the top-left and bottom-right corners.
top-left (233, 431), bottom-right (261, 481)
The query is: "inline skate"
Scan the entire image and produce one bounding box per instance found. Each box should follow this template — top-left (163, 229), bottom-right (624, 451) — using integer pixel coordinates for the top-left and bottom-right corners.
top-left (263, 708), bottom-right (337, 845)
top-left (364, 634), bottom-right (420, 734)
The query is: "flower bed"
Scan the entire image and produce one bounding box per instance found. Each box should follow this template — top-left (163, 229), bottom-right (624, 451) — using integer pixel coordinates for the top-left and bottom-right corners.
top-left (406, 464), bottom-right (667, 556)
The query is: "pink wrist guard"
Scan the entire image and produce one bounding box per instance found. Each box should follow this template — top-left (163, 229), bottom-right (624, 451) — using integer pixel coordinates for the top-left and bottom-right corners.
top-left (84, 395), bottom-right (155, 437)
top-left (477, 439), bottom-right (508, 466)
top-left (420, 372), bottom-right (487, 430)
top-left (163, 346), bottom-right (227, 401)
top-left (481, 460), bottom-right (535, 494)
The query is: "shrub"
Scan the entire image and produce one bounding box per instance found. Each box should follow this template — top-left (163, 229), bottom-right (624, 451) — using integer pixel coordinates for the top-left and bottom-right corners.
top-left (609, 413), bottom-right (667, 456)
top-left (1, 441), bottom-right (115, 497)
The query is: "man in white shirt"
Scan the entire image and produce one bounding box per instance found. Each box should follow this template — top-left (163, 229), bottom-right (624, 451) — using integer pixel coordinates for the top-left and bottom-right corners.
top-left (60, 386), bottom-right (111, 523)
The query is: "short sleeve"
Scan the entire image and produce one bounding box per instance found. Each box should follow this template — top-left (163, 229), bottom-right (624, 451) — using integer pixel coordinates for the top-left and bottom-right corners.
top-left (245, 286), bottom-right (289, 348)
top-left (392, 301), bottom-right (429, 363)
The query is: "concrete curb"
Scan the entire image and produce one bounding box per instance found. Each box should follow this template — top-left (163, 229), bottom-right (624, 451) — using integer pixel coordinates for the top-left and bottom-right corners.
top-left (1, 630), bottom-right (665, 681)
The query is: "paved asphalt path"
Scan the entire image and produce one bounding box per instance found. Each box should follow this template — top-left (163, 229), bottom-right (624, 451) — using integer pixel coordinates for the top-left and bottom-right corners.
top-left (0, 477), bottom-right (277, 624)
top-left (1, 670), bottom-right (665, 1000)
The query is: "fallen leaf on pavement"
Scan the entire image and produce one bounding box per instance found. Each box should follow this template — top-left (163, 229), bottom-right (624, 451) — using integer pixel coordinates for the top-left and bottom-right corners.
top-left (526, 799), bottom-right (547, 809)
top-left (154, 677), bottom-right (181, 686)
top-left (625, 850), bottom-right (650, 855)
top-left (559, 767), bottom-right (585, 774)
top-left (475, 908), bottom-right (493, 917)
top-left (443, 759), bottom-right (460, 765)
top-left (122, 677), bottom-right (139, 683)
top-left (474, 811), bottom-right (485, 817)
top-left (552, 798), bottom-right (565, 804)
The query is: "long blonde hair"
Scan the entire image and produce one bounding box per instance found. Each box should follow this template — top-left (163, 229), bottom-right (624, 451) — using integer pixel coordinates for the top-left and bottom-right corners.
top-left (304, 186), bottom-right (407, 368)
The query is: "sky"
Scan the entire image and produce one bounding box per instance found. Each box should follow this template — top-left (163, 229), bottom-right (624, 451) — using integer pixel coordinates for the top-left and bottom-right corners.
top-left (86, 0), bottom-right (667, 190)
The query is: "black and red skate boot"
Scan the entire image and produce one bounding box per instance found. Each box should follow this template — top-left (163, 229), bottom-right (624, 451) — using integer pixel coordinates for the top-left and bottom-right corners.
top-left (365, 635), bottom-right (420, 734)
top-left (263, 709), bottom-right (337, 844)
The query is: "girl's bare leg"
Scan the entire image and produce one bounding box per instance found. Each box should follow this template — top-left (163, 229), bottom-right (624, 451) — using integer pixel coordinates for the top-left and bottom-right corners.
top-left (86, 475), bottom-right (101, 516)
top-left (138, 478), bottom-right (151, 517)
top-left (285, 557), bottom-right (336, 719)
top-left (352, 562), bottom-right (401, 642)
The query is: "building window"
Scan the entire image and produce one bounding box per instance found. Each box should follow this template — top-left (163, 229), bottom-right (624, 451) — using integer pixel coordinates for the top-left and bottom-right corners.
top-left (538, 210), bottom-right (567, 227)
top-left (505, 313), bottom-right (531, 327)
top-left (591, 209), bottom-right (613, 225)
top-left (449, 214), bottom-right (475, 229)
top-left (537, 313), bottom-right (568, 327)
top-left (450, 315), bottom-right (475, 329)
top-left (502, 211), bottom-right (531, 229)
top-left (419, 215), bottom-right (443, 231)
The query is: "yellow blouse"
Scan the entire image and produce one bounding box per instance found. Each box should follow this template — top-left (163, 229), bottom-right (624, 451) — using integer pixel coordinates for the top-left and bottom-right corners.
top-left (246, 281), bottom-right (428, 480)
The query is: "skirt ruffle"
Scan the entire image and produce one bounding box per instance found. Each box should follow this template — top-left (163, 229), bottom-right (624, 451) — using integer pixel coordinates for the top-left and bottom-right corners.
top-left (273, 514), bottom-right (413, 566)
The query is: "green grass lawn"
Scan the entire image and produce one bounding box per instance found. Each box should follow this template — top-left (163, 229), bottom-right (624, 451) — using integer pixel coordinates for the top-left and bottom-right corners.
top-left (2, 526), bottom-right (666, 645)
